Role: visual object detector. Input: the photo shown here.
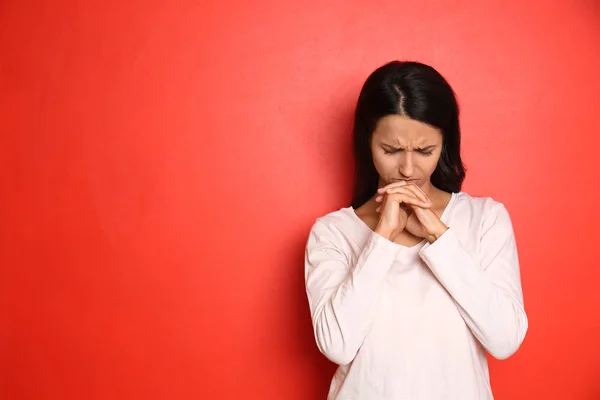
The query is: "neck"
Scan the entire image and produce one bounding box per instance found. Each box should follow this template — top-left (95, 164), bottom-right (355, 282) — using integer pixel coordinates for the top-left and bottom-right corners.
top-left (420, 180), bottom-right (439, 198)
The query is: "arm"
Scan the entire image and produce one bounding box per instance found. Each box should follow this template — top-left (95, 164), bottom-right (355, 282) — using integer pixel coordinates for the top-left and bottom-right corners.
top-left (419, 202), bottom-right (528, 360)
top-left (304, 219), bottom-right (400, 365)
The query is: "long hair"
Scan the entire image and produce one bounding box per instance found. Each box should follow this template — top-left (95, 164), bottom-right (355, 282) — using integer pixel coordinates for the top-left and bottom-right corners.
top-left (351, 61), bottom-right (466, 209)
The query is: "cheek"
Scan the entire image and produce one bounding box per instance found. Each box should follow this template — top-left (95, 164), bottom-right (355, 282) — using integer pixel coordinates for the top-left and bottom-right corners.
top-left (411, 155), bottom-right (440, 177)
top-left (427, 155), bottom-right (441, 170)
top-left (424, 154), bottom-right (442, 173)
top-left (371, 153), bottom-right (395, 175)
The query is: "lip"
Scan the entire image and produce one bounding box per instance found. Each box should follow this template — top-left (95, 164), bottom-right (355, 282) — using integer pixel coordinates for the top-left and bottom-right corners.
top-left (392, 179), bottom-right (419, 183)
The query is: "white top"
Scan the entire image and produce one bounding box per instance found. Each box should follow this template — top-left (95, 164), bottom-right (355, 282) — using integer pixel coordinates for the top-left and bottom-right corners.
top-left (304, 192), bottom-right (528, 400)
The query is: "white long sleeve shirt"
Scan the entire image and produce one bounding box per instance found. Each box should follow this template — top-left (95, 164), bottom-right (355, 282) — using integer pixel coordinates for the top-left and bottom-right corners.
top-left (304, 192), bottom-right (528, 400)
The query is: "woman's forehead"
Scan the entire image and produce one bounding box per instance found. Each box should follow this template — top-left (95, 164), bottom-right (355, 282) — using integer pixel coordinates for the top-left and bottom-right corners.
top-left (374, 115), bottom-right (442, 144)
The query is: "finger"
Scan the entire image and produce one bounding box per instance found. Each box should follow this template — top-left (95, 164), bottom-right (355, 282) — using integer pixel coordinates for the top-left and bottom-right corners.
top-left (377, 181), bottom-right (408, 193)
top-left (378, 182), bottom-right (429, 205)
top-left (408, 183), bottom-right (430, 203)
top-left (375, 194), bottom-right (393, 211)
top-left (375, 187), bottom-right (414, 202)
top-left (391, 193), bottom-right (431, 209)
top-left (409, 203), bottom-right (438, 225)
top-left (392, 184), bottom-right (429, 205)
top-left (384, 189), bottom-right (431, 207)
top-left (408, 202), bottom-right (435, 213)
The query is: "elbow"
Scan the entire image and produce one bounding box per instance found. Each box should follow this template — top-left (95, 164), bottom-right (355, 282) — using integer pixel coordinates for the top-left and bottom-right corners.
top-left (317, 344), bottom-right (357, 366)
top-left (488, 341), bottom-right (521, 360)
top-left (314, 320), bottom-right (358, 365)
top-left (487, 311), bottom-right (529, 360)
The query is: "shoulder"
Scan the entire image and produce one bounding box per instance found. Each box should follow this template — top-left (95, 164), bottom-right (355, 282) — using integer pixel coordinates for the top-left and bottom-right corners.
top-left (451, 191), bottom-right (514, 234)
top-left (453, 191), bottom-right (509, 215)
top-left (308, 207), bottom-right (358, 237)
top-left (305, 206), bottom-right (369, 251)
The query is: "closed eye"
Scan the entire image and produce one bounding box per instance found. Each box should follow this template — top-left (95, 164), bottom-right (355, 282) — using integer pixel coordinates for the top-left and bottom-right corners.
top-left (383, 147), bottom-right (434, 156)
top-left (383, 149), bottom-right (401, 155)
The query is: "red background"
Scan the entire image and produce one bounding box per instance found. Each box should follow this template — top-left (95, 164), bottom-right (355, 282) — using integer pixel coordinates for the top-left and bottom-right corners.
top-left (2, 1), bottom-right (600, 399)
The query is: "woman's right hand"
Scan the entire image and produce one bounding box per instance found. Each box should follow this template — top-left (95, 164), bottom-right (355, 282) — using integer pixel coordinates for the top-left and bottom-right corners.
top-left (373, 182), bottom-right (431, 241)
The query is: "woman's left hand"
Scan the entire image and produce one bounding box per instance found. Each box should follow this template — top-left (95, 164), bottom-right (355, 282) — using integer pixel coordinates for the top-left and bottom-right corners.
top-left (375, 182), bottom-right (449, 243)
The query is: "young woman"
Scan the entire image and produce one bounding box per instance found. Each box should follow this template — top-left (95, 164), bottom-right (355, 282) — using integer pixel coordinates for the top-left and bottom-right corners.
top-left (304, 61), bottom-right (528, 399)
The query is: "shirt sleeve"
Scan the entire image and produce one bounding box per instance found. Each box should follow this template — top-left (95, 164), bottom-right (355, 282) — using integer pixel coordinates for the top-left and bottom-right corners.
top-left (419, 202), bottom-right (528, 360)
top-left (304, 219), bottom-right (401, 365)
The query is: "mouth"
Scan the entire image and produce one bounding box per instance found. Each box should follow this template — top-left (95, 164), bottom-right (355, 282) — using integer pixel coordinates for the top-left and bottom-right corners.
top-left (392, 179), bottom-right (419, 184)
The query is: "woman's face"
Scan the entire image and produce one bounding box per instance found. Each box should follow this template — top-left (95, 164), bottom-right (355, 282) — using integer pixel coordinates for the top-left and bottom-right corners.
top-left (370, 115), bottom-right (443, 190)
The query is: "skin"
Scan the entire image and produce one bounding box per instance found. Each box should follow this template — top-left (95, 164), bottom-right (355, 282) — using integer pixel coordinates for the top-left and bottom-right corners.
top-left (354, 115), bottom-right (454, 246)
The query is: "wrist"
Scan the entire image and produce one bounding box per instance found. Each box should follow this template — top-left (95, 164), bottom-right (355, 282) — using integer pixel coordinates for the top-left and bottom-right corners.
top-left (375, 223), bottom-right (398, 241)
top-left (427, 224), bottom-right (448, 243)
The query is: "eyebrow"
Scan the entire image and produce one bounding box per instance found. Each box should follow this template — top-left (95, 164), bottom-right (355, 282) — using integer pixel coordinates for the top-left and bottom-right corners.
top-left (382, 144), bottom-right (437, 151)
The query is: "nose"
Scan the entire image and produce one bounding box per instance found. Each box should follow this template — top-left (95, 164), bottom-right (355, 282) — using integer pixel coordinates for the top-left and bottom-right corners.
top-left (398, 151), bottom-right (414, 178)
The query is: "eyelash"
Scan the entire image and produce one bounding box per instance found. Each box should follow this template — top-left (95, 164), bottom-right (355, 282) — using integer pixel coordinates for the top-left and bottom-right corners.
top-left (384, 149), bottom-right (433, 156)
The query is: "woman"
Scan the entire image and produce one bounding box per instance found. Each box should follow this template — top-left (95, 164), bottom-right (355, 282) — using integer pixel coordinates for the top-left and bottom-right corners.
top-left (304, 61), bottom-right (528, 399)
